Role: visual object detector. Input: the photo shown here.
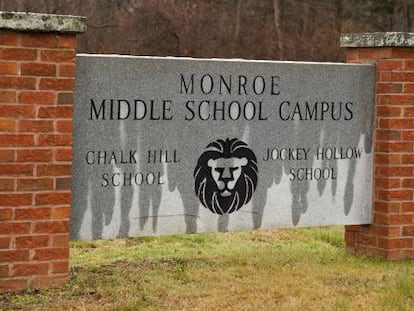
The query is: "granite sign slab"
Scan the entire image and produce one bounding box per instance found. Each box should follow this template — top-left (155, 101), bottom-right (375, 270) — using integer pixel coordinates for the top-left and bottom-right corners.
top-left (71, 55), bottom-right (375, 240)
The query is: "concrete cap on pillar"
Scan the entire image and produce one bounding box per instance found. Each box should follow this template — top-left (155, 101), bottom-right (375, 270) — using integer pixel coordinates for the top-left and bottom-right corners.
top-left (0, 11), bottom-right (86, 33)
top-left (341, 32), bottom-right (414, 48)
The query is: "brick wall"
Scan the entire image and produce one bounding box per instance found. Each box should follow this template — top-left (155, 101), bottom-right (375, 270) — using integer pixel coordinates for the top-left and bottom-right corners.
top-left (342, 33), bottom-right (414, 260)
top-left (0, 12), bottom-right (85, 293)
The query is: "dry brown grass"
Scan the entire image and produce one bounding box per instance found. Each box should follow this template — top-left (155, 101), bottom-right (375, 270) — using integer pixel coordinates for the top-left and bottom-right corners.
top-left (1, 227), bottom-right (413, 310)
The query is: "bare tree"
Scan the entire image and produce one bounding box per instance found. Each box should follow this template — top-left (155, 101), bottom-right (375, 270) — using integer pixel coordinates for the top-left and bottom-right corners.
top-left (392, 0), bottom-right (414, 32)
top-left (0, 0), bottom-right (403, 62)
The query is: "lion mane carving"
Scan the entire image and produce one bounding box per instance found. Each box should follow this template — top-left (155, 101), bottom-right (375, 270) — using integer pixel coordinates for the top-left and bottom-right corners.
top-left (194, 138), bottom-right (258, 214)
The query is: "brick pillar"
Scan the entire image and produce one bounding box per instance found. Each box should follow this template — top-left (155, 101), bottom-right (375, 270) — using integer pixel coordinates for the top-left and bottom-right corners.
top-left (342, 32), bottom-right (414, 260)
top-left (0, 12), bottom-right (85, 293)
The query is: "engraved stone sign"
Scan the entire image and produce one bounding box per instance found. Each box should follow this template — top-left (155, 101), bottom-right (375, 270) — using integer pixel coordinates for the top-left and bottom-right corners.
top-left (71, 55), bottom-right (375, 240)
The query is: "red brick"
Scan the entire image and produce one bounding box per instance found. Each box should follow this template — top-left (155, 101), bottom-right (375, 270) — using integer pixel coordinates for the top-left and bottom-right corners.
top-left (0, 105), bottom-right (36, 119)
top-left (12, 263), bottom-right (49, 276)
top-left (0, 221), bottom-right (31, 234)
top-left (402, 154), bottom-right (414, 164)
top-left (0, 150), bottom-right (14, 162)
top-left (14, 207), bottom-right (51, 220)
top-left (21, 33), bottom-right (58, 48)
top-left (377, 189), bottom-right (413, 201)
top-left (18, 91), bottom-right (55, 105)
top-left (0, 193), bottom-right (32, 206)
top-left (15, 235), bottom-right (49, 248)
top-left (21, 63), bottom-right (56, 76)
top-left (404, 84), bottom-right (414, 93)
top-left (0, 91), bottom-right (16, 103)
top-left (405, 60), bottom-right (414, 70)
top-left (51, 234), bottom-right (69, 248)
top-left (378, 94), bottom-right (414, 105)
top-left (33, 248), bottom-right (69, 261)
top-left (376, 106), bottom-right (401, 117)
top-left (402, 178), bottom-right (414, 187)
top-left (378, 59), bottom-right (404, 70)
top-left (0, 76), bottom-right (36, 89)
top-left (379, 71), bottom-right (391, 81)
top-left (40, 50), bottom-right (75, 62)
top-left (344, 231), bottom-right (355, 245)
top-left (402, 202), bottom-right (414, 212)
top-left (390, 72), bottom-right (414, 82)
top-left (37, 164), bottom-right (71, 176)
top-left (34, 221), bottom-right (69, 233)
top-left (31, 275), bottom-right (68, 289)
top-left (386, 251), bottom-right (405, 260)
top-left (0, 134), bottom-right (34, 147)
top-left (401, 131), bottom-right (414, 141)
top-left (380, 48), bottom-right (392, 59)
top-left (57, 92), bottom-right (73, 105)
top-left (56, 120), bottom-right (72, 133)
top-left (378, 237), bottom-right (413, 249)
top-left (375, 178), bottom-right (401, 189)
top-left (37, 134), bottom-right (72, 146)
top-left (376, 142), bottom-right (413, 153)
top-left (376, 166), bottom-right (413, 177)
top-left (345, 225), bottom-right (366, 232)
top-left (374, 201), bottom-right (401, 213)
top-left (51, 261), bottom-right (68, 274)
top-left (0, 250), bottom-right (29, 262)
top-left (16, 178), bottom-right (53, 191)
top-left (376, 213), bottom-right (413, 225)
top-left (56, 178), bottom-right (71, 190)
top-left (39, 78), bottom-right (74, 91)
top-left (0, 48), bottom-right (37, 60)
top-left (51, 233), bottom-right (70, 248)
top-left (0, 208), bottom-right (12, 220)
top-left (0, 61), bottom-right (18, 74)
top-left (0, 163), bottom-right (33, 176)
top-left (0, 265), bottom-right (9, 277)
top-left (0, 119), bottom-right (15, 132)
top-left (377, 82), bottom-right (403, 94)
top-left (404, 107), bottom-right (414, 117)
top-left (52, 206), bottom-right (70, 219)
top-left (38, 106), bottom-right (72, 118)
top-left (384, 249), bottom-right (404, 259)
top-left (402, 249), bottom-right (414, 259)
top-left (0, 279), bottom-right (28, 293)
top-left (0, 31), bottom-right (18, 46)
top-left (35, 192), bottom-right (71, 205)
top-left (390, 48), bottom-right (414, 59)
top-left (0, 237), bottom-right (10, 249)
top-left (0, 179), bottom-right (14, 191)
top-left (356, 233), bottom-right (377, 246)
top-left (18, 120), bottom-right (54, 133)
top-left (379, 119), bottom-right (414, 129)
top-left (58, 64), bottom-right (75, 77)
top-left (402, 226), bottom-right (414, 236)
top-left (55, 148), bottom-right (72, 161)
top-left (17, 149), bottom-right (53, 162)
top-left (0, 221), bottom-right (30, 235)
top-left (358, 48), bottom-right (380, 60)
top-left (371, 225), bottom-right (401, 237)
top-left (58, 35), bottom-right (77, 49)
top-left (345, 49), bottom-right (359, 61)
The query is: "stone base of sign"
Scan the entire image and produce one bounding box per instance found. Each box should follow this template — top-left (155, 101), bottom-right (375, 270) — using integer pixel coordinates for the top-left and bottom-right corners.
top-left (0, 12), bottom-right (85, 293)
top-left (342, 32), bottom-right (414, 260)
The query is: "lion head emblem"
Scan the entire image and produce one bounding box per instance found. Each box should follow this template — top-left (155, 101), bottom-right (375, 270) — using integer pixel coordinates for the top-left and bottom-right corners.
top-left (194, 138), bottom-right (258, 214)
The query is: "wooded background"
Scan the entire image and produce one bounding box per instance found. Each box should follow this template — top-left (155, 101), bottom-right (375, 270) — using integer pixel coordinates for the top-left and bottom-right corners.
top-left (0, 0), bottom-right (413, 61)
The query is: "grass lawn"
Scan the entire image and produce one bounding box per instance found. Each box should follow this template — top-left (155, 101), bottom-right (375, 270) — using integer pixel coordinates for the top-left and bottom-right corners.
top-left (1, 227), bottom-right (413, 310)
